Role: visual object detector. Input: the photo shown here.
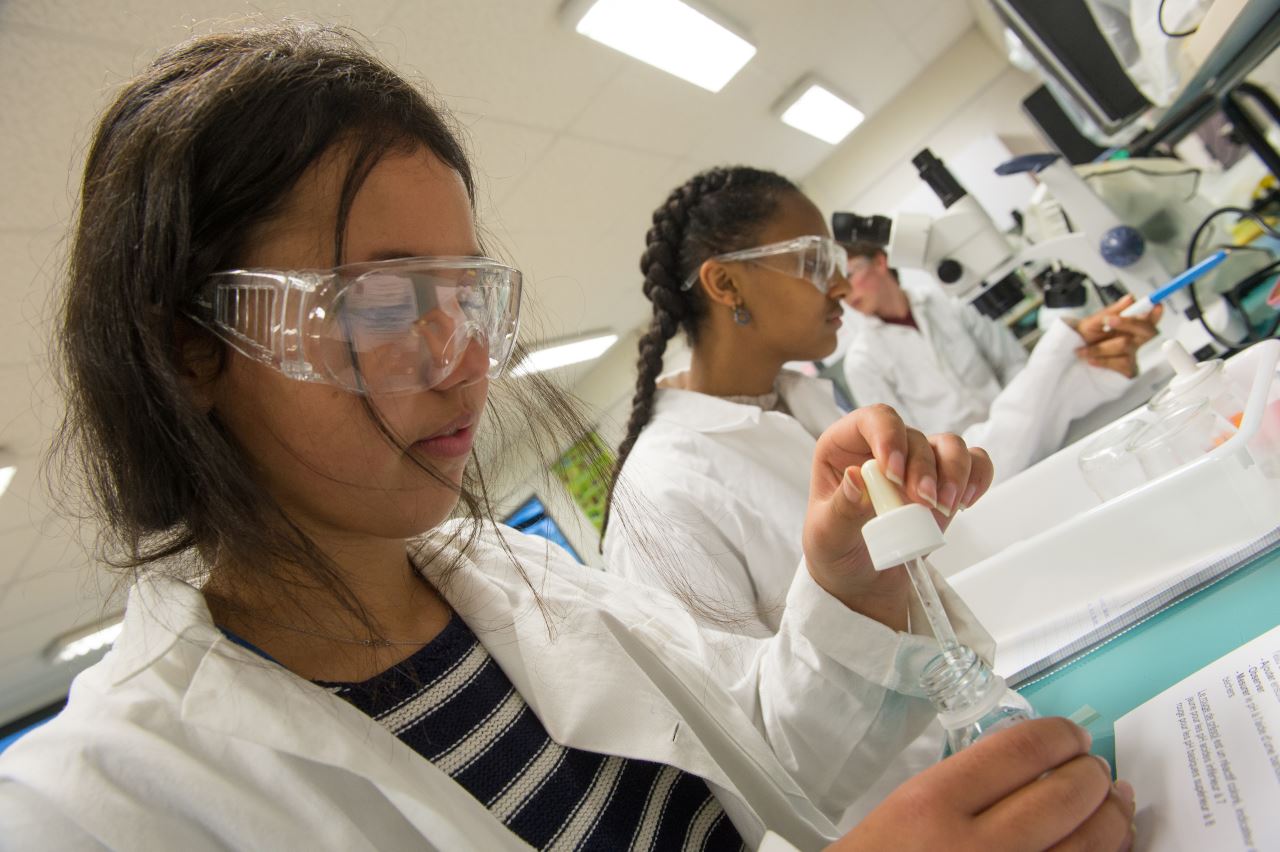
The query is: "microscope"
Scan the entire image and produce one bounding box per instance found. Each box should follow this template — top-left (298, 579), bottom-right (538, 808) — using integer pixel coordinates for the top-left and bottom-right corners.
top-left (834, 149), bottom-right (1195, 315)
top-left (830, 149), bottom-right (1245, 357)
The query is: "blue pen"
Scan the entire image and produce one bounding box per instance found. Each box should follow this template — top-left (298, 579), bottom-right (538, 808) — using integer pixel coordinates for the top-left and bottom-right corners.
top-left (1120, 250), bottom-right (1229, 317)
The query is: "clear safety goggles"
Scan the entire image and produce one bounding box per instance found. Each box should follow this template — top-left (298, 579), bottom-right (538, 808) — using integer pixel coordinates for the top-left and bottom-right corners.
top-left (188, 256), bottom-right (522, 395)
top-left (684, 235), bottom-right (849, 294)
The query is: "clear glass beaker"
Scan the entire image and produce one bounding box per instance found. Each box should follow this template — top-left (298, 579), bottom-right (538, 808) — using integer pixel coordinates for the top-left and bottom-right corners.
top-left (1130, 398), bottom-right (1237, 480)
top-left (1077, 418), bottom-right (1149, 502)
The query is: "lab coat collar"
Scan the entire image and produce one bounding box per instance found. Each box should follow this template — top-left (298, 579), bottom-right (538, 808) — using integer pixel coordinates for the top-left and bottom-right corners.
top-left (653, 370), bottom-right (839, 438)
top-left (852, 281), bottom-right (933, 332)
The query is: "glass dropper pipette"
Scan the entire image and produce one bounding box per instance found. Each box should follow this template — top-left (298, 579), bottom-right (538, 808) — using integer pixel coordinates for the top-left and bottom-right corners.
top-left (858, 459), bottom-right (1036, 753)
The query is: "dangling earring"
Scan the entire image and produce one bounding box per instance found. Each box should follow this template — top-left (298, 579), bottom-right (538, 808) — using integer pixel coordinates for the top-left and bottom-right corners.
top-left (731, 303), bottom-right (752, 326)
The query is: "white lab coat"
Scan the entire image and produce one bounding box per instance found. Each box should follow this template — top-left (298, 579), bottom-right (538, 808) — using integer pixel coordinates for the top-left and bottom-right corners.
top-left (601, 371), bottom-right (988, 827)
top-left (0, 522), bottom-right (991, 852)
top-left (842, 281), bottom-right (1130, 480)
top-left (603, 370), bottom-right (841, 636)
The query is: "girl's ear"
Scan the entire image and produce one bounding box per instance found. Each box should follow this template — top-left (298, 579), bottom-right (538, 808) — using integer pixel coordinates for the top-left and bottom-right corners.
top-left (173, 318), bottom-right (221, 413)
top-left (696, 260), bottom-right (742, 309)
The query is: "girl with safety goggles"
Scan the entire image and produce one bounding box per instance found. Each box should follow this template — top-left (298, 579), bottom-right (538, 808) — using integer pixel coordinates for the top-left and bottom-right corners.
top-left (603, 165), bottom-right (1136, 831)
top-left (0, 22), bottom-right (1133, 852)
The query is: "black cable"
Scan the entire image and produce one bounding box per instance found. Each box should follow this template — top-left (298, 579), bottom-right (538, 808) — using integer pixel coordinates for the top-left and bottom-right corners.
top-left (1185, 207), bottom-right (1280, 350)
top-left (1158, 0), bottom-right (1201, 38)
top-left (1229, 258), bottom-right (1280, 340)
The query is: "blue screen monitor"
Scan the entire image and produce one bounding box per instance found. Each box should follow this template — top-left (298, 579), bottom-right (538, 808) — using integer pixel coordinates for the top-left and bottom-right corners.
top-left (503, 496), bottom-right (584, 564)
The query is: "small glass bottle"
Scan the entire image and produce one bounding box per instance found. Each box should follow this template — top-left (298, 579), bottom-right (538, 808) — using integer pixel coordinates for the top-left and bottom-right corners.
top-left (921, 644), bottom-right (1037, 756)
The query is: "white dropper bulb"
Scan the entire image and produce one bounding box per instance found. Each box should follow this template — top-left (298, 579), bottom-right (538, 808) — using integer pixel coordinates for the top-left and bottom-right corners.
top-left (859, 460), bottom-right (958, 654)
top-left (859, 459), bottom-right (944, 571)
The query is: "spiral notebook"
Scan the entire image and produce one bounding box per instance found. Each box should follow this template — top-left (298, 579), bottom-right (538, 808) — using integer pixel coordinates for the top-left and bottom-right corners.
top-left (998, 523), bottom-right (1280, 687)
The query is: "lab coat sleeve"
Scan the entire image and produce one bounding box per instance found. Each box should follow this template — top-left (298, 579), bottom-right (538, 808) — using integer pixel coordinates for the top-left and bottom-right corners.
top-left (962, 319), bottom-right (1130, 481)
top-left (957, 301), bottom-right (1028, 386)
top-left (715, 561), bottom-right (992, 821)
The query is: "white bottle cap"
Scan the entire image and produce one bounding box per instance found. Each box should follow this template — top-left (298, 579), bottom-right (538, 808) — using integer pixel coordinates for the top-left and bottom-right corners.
top-left (860, 459), bottom-right (945, 571)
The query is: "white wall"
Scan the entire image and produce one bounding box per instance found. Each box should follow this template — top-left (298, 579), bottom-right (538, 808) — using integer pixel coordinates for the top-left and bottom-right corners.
top-left (802, 27), bottom-right (1044, 224)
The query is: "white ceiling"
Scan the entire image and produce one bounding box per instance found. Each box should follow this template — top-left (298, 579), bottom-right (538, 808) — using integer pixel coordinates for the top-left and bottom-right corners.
top-left (0, 0), bottom-right (975, 723)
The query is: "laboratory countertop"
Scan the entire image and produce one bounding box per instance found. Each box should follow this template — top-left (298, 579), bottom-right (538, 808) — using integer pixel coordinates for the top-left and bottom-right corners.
top-left (1018, 543), bottom-right (1280, 770)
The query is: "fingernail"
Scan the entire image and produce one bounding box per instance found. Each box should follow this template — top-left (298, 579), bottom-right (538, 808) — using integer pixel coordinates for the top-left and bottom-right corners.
top-left (841, 467), bottom-right (862, 503)
top-left (1095, 755), bottom-right (1112, 778)
top-left (959, 483), bottom-right (978, 510)
top-left (917, 476), bottom-right (939, 511)
top-left (887, 451), bottom-right (906, 486)
top-left (939, 482), bottom-right (958, 515)
top-left (1115, 780), bottom-right (1135, 806)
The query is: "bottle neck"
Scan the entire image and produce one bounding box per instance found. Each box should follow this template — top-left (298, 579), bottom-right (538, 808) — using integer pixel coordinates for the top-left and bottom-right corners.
top-left (920, 645), bottom-right (1005, 730)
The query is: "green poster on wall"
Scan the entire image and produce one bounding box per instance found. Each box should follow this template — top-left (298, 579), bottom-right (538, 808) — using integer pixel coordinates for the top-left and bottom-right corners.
top-left (552, 431), bottom-right (615, 533)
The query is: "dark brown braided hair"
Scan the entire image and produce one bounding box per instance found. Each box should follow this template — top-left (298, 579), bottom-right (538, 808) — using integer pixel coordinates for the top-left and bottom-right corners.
top-left (600, 166), bottom-right (798, 543)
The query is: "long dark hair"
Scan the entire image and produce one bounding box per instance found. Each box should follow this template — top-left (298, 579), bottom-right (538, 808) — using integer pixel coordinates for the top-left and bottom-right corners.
top-left (53, 22), bottom-right (586, 636)
top-left (600, 166), bottom-right (798, 543)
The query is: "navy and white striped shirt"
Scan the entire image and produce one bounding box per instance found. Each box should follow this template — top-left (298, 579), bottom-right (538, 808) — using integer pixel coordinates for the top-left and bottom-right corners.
top-left (320, 614), bottom-right (746, 851)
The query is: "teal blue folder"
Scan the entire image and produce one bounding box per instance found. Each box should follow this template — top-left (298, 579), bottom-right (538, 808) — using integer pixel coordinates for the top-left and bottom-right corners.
top-left (1018, 543), bottom-right (1280, 770)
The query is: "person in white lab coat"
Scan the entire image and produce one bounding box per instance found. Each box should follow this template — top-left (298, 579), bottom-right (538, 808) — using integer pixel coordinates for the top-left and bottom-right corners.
top-left (840, 242), bottom-right (1163, 479)
top-left (0, 24), bottom-right (1136, 852)
top-left (601, 168), bottom-right (924, 636)
top-left (597, 169), bottom-right (1003, 822)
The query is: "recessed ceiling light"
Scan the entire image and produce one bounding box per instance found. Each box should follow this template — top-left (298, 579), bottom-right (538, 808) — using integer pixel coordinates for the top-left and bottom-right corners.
top-left (563, 0), bottom-right (756, 93)
top-left (777, 79), bottom-right (865, 145)
top-left (512, 332), bottom-right (619, 377)
top-left (0, 465), bottom-right (14, 499)
top-left (46, 614), bottom-right (125, 664)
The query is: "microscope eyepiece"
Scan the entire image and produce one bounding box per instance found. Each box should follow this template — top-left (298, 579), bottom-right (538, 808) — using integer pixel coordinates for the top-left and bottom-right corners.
top-left (912, 148), bottom-right (967, 209)
top-left (832, 212), bottom-right (892, 247)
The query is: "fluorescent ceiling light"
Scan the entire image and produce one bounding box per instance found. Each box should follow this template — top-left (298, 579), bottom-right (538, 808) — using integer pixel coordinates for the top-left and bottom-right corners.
top-left (0, 448), bottom-right (14, 499)
top-left (46, 614), bottom-right (124, 664)
top-left (778, 81), bottom-right (865, 145)
top-left (512, 333), bottom-right (619, 377)
top-left (568, 0), bottom-right (755, 93)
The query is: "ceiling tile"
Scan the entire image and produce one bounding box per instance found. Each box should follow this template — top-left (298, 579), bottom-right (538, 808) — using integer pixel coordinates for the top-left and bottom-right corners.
top-left (0, 229), bottom-right (66, 367)
top-left (0, 30), bottom-right (137, 232)
top-left (456, 113), bottom-right (559, 223)
top-left (894, 0), bottom-right (975, 65)
top-left (567, 63), bottom-right (724, 160)
top-left (15, 515), bottom-right (98, 583)
top-left (375, 0), bottom-right (625, 131)
top-left (0, 452), bottom-right (54, 535)
top-left (0, 525), bottom-right (45, 588)
top-left (0, 361), bottom-right (63, 460)
top-left (0, 0), bottom-right (399, 52)
top-left (0, 560), bottom-right (110, 635)
top-left (0, 597), bottom-right (116, 669)
top-left (502, 224), bottom-right (651, 345)
top-left (496, 135), bottom-right (678, 240)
